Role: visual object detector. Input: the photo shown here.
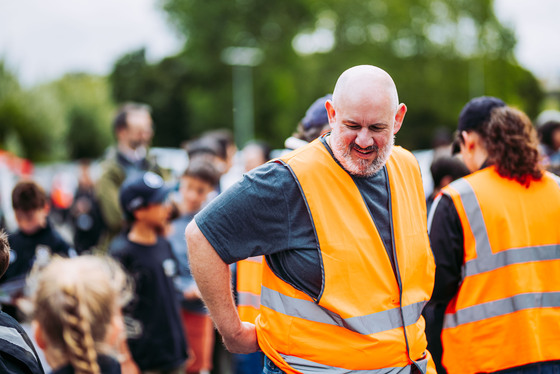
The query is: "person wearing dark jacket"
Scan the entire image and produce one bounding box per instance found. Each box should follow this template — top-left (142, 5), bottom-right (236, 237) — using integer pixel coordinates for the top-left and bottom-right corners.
top-left (0, 228), bottom-right (45, 374)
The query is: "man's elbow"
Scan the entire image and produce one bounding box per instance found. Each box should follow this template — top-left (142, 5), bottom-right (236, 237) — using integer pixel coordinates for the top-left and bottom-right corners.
top-left (185, 220), bottom-right (201, 251)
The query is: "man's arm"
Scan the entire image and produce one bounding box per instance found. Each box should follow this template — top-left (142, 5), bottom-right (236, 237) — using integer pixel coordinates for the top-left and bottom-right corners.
top-left (185, 220), bottom-right (258, 354)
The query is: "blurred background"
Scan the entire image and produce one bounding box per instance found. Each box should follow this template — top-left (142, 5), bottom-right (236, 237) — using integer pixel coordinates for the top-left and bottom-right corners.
top-left (0, 0), bottom-right (559, 221)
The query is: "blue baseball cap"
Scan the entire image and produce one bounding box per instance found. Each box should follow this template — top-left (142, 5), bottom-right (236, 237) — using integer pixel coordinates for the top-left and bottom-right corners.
top-left (119, 172), bottom-right (171, 219)
top-left (301, 94), bottom-right (332, 130)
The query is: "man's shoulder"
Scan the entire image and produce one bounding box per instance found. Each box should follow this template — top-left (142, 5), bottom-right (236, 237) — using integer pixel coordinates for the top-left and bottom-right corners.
top-left (97, 150), bottom-right (126, 180)
top-left (226, 161), bottom-right (295, 192)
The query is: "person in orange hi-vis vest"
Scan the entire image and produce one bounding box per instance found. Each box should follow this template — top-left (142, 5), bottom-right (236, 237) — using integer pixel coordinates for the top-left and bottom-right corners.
top-left (426, 97), bottom-right (560, 374)
top-left (186, 65), bottom-right (436, 374)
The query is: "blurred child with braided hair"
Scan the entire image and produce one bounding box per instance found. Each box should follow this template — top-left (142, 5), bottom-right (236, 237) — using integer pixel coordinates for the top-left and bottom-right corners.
top-left (31, 255), bottom-right (131, 374)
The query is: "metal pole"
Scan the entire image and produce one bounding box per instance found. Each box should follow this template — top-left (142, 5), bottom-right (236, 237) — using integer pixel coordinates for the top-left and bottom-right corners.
top-left (232, 65), bottom-right (255, 149)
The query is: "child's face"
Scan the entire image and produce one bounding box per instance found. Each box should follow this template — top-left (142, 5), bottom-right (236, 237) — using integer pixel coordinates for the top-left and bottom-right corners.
top-left (180, 176), bottom-right (214, 214)
top-left (136, 202), bottom-right (171, 234)
top-left (15, 207), bottom-right (48, 235)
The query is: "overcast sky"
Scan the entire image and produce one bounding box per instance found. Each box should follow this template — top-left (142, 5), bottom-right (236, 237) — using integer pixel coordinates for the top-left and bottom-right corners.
top-left (0, 0), bottom-right (559, 87)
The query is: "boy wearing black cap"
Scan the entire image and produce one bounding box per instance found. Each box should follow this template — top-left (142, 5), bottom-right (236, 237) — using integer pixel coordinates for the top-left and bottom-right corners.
top-left (110, 171), bottom-right (187, 374)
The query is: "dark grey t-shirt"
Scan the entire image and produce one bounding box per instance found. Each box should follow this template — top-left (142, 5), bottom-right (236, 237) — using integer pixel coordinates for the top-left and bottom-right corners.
top-left (195, 138), bottom-right (394, 300)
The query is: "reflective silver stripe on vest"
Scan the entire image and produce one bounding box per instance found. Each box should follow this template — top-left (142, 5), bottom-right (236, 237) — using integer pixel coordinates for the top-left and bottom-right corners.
top-left (280, 353), bottom-right (428, 374)
top-left (446, 178), bottom-right (560, 277)
top-left (246, 256), bottom-right (263, 264)
top-left (464, 244), bottom-right (560, 276)
top-left (551, 172), bottom-right (560, 188)
top-left (0, 326), bottom-right (35, 356)
top-left (261, 286), bottom-right (426, 335)
top-left (450, 178), bottom-right (492, 261)
top-left (443, 291), bottom-right (560, 329)
top-left (238, 291), bottom-right (261, 309)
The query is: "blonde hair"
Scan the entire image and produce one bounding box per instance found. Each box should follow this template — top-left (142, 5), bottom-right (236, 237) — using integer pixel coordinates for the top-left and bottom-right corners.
top-left (32, 255), bottom-right (131, 374)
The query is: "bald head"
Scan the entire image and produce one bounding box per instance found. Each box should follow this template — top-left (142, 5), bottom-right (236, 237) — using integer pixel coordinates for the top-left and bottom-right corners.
top-left (326, 65), bottom-right (406, 176)
top-left (332, 65), bottom-right (399, 112)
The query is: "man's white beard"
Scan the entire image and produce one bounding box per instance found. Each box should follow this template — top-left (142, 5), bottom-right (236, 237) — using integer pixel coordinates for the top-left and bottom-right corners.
top-left (331, 133), bottom-right (394, 177)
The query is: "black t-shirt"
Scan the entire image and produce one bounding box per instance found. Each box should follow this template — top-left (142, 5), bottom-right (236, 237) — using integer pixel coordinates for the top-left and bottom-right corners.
top-left (2, 221), bottom-right (71, 283)
top-left (195, 137), bottom-right (395, 300)
top-left (110, 236), bottom-right (187, 371)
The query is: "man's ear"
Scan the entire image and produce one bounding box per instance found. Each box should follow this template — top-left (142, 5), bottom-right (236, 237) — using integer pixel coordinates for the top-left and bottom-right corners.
top-left (325, 100), bottom-right (336, 128)
top-left (32, 320), bottom-right (47, 350)
top-left (393, 103), bottom-right (407, 135)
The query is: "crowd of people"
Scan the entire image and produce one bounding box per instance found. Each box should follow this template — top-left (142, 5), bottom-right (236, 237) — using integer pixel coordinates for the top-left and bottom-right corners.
top-left (0, 64), bottom-right (559, 374)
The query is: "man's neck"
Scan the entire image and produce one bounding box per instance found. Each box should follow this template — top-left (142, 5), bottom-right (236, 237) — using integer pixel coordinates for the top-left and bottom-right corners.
top-left (118, 144), bottom-right (147, 162)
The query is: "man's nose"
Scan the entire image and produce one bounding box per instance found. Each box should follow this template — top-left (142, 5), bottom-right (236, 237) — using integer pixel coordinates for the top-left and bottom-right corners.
top-left (355, 128), bottom-right (373, 148)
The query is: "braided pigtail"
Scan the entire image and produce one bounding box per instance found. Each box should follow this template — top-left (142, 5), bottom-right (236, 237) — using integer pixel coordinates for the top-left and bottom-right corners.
top-left (60, 284), bottom-right (101, 374)
top-left (31, 255), bottom-right (128, 374)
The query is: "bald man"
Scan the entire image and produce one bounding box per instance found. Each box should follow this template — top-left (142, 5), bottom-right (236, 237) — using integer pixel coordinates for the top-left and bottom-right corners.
top-left (186, 65), bottom-right (436, 374)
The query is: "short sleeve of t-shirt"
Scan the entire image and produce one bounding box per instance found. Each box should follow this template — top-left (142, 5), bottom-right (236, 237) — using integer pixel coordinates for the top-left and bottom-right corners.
top-left (194, 161), bottom-right (317, 265)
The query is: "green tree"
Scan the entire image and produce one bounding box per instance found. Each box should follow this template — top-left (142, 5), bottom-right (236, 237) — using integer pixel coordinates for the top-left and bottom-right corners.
top-left (0, 61), bottom-right (61, 161)
top-left (110, 49), bottom-right (192, 147)
top-left (0, 62), bottom-right (115, 162)
top-left (109, 0), bottom-right (542, 150)
top-left (48, 73), bottom-right (115, 160)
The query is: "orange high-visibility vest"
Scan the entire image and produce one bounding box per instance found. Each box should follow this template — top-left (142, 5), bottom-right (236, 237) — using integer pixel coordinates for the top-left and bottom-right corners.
top-left (255, 139), bottom-right (436, 374)
top-left (441, 167), bottom-right (560, 374)
top-left (237, 256), bottom-right (263, 323)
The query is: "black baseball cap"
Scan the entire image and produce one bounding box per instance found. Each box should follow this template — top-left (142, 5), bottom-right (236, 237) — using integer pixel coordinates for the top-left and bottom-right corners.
top-left (458, 96), bottom-right (506, 132)
top-left (119, 172), bottom-right (171, 219)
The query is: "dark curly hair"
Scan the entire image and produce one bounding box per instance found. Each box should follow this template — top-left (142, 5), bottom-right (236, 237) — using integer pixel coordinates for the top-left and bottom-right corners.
top-left (481, 106), bottom-right (543, 187)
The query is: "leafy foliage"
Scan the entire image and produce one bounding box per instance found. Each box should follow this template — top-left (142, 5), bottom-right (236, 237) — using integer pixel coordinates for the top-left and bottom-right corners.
top-left (145, 0), bottom-right (542, 149)
top-left (0, 63), bottom-right (114, 162)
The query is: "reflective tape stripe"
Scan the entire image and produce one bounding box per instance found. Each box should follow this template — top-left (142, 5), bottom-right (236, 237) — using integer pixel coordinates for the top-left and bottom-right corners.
top-left (427, 194), bottom-right (442, 235)
top-left (246, 256), bottom-right (263, 264)
top-left (0, 326), bottom-right (35, 356)
top-left (450, 178), bottom-right (493, 259)
top-left (464, 244), bottom-right (560, 276)
top-left (551, 173), bottom-right (560, 188)
top-left (444, 291), bottom-right (560, 329)
top-left (261, 286), bottom-right (425, 335)
top-left (280, 353), bottom-right (428, 374)
top-left (448, 178), bottom-right (560, 276)
top-left (238, 291), bottom-right (261, 309)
